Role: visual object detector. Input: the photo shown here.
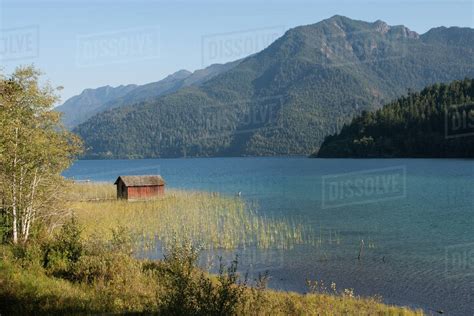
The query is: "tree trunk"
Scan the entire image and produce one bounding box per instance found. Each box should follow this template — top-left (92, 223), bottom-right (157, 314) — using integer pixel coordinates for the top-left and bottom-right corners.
top-left (11, 128), bottom-right (19, 244)
top-left (23, 168), bottom-right (39, 242)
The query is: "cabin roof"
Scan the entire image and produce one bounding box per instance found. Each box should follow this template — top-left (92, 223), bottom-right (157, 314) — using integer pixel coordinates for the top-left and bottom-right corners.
top-left (114, 175), bottom-right (165, 187)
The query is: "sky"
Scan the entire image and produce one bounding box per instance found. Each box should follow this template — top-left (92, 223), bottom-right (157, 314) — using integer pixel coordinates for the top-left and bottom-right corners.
top-left (0, 0), bottom-right (473, 103)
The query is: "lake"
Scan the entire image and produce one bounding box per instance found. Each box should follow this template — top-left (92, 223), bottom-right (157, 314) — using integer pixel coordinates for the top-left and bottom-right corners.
top-left (64, 157), bottom-right (474, 315)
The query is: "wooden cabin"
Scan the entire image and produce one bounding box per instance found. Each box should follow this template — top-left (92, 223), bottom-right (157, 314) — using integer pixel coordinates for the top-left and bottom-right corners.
top-left (114, 175), bottom-right (165, 200)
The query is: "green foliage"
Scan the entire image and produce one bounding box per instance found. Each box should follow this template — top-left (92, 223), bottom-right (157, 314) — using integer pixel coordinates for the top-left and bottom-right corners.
top-left (214, 257), bottom-right (247, 315)
top-left (110, 225), bottom-right (134, 255)
top-left (0, 66), bottom-right (83, 244)
top-left (160, 240), bottom-right (204, 315)
top-left (0, 210), bottom-right (10, 243)
top-left (0, 237), bottom-right (423, 315)
top-left (317, 78), bottom-right (474, 157)
top-left (43, 216), bottom-right (83, 278)
top-left (10, 241), bottom-right (44, 269)
top-left (75, 16), bottom-right (474, 158)
top-left (160, 240), bottom-right (246, 316)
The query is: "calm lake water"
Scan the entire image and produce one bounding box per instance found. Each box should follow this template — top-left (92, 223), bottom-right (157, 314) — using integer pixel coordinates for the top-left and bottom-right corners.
top-left (64, 158), bottom-right (474, 315)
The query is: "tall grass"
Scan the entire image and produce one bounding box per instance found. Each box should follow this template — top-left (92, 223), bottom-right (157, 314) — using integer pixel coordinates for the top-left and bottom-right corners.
top-left (71, 183), bottom-right (314, 252)
top-left (0, 184), bottom-right (423, 315)
top-left (0, 241), bottom-right (423, 315)
top-left (67, 182), bottom-right (116, 201)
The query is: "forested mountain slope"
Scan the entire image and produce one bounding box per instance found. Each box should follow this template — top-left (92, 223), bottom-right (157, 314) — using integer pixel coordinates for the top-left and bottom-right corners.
top-left (75, 16), bottom-right (474, 158)
top-left (57, 61), bottom-right (240, 128)
top-left (56, 84), bottom-right (138, 128)
top-left (316, 78), bottom-right (474, 158)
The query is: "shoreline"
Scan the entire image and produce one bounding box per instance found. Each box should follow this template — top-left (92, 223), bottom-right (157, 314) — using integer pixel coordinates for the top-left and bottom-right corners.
top-left (75, 155), bottom-right (474, 161)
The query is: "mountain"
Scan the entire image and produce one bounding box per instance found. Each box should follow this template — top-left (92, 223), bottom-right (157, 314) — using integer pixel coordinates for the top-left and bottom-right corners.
top-left (97, 61), bottom-right (242, 113)
top-left (56, 84), bottom-right (138, 128)
top-left (74, 15), bottom-right (474, 159)
top-left (315, 78), bottom-right (474, 158)
top-left (57, 61), bottom-right (240, 128)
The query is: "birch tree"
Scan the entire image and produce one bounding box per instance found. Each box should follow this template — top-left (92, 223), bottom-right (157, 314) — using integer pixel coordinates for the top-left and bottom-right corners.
top-left (0, 66), bottom-right (82, 244)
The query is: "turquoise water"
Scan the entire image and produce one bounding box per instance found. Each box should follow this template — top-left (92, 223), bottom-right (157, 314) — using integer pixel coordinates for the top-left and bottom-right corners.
top-left (64, 158), bottom-right (474, 315)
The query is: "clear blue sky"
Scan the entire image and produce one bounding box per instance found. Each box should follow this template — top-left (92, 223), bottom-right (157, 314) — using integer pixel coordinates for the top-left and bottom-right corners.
top-left (1, 0), bottom-right (473, 103)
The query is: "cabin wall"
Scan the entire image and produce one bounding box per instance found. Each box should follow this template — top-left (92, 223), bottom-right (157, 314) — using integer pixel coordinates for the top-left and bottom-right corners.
top-left (116, 181), bottom-right (128, 199)
top-left (127, 185), bottom-right (164, 200)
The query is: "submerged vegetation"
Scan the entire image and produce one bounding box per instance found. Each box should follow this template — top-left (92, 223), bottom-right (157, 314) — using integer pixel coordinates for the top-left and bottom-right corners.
top-left (70, 183), bottom-right (313, 251)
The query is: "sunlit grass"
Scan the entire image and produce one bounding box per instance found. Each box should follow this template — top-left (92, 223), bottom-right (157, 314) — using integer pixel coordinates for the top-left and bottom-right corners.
top-left (0, 244), bottom-right (423, 315)
top-left (71, 183), bottom-right (314, 251)
top-left (67, 182), bottom-right (116, 201)
top-left (0, 184), bottom-right (423, 315)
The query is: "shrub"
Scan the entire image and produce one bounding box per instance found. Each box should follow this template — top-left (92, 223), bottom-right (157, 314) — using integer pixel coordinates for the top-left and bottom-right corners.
top-left (110, 225), bottom-right (134, 255)
top-left (10, 241), bottom-right (44, 269)
top-left (160, 240), bottom-right (247, 316)
top-left (0, 211), bottom-right (11, 244)
top-left (211, 256), bottom-right (247, 315)
top-left (73, 252), bottom-right (138, 284)
top-left (43, 215), bottom-right (83, 278)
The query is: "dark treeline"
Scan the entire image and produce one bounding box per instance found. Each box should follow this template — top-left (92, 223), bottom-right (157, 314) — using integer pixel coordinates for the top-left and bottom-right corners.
top-left (316, 78), bottom-right (474, 158)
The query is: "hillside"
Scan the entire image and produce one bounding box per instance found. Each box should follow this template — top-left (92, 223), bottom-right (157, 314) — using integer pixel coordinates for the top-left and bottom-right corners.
top-left (97, 61), bottom-right (242, 113)
top-left (56, 84), bottom-right (138, 128)
top-left (74, 15), bottom-right (474, 158)
top-left (315, 78), bottom-right (474, 158)
top-left (57, 61), bottom-right (240, 128)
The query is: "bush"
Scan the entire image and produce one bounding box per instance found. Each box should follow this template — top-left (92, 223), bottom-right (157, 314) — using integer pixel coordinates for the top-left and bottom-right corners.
top-left (0, 211), bottom-right (11, 244)
top-left (73, 252), bottom-right (138, 284)
top-left (211, 256), bottom-right (247, 315)
top-left (73, 251), bottom-right (159, 312)
top-left (0, 238), bottom-right (423, 315)
top-left (110, 225), bottom-right (134, 255)
top-left (160, 240), bottom-right (247, 316)
top-left (10, 242), bottom-right (44, 269)
top-left (43, 215), bottom-right (83, 278)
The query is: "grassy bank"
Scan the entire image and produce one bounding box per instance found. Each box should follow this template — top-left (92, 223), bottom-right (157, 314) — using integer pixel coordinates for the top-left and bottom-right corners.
top-left (0, 243), bottom-right (422, 315)
top-left (0, 183), bottom-right (423, 315)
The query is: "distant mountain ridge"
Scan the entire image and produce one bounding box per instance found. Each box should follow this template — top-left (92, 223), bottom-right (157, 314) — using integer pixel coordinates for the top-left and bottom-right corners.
top-left (57, 60), bottom-right (241, 128)
top-left (74, 16), bottom-right (474, 158)
top-left (57, 84), bottom-right (137, 128)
